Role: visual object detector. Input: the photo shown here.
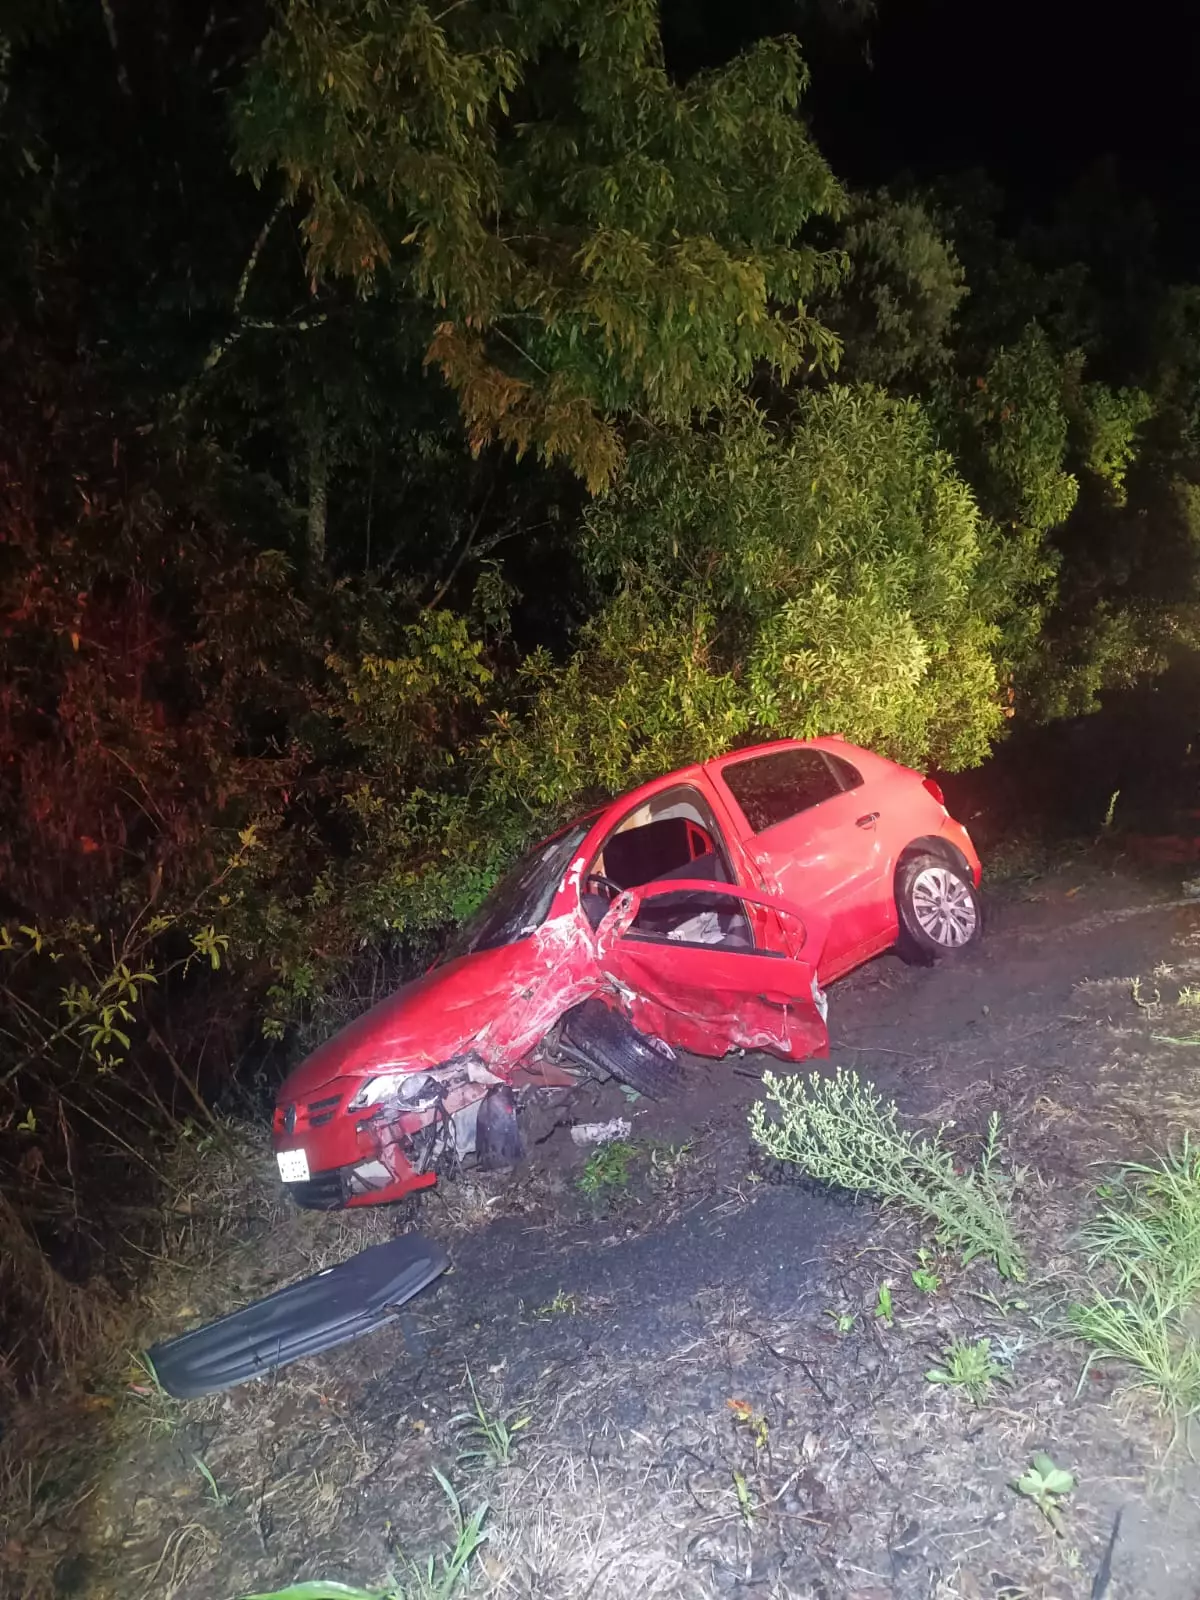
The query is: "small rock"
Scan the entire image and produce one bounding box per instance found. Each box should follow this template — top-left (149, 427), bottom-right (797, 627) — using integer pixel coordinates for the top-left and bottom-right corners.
top-left (571, 1118), bottom-right (631, 1145)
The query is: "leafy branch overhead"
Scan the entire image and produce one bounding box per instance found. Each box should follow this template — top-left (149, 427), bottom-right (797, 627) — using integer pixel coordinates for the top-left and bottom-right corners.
top-left (235, 0), bottom-right (845, 486)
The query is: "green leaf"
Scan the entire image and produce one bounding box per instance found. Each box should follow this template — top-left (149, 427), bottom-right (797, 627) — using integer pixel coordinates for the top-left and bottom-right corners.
top-left (1041, 1468), bottom-right (1075, 1495)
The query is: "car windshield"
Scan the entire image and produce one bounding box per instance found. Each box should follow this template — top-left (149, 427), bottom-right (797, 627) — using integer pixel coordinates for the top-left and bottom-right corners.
top-left (444, 822), bottom-right (590, 960)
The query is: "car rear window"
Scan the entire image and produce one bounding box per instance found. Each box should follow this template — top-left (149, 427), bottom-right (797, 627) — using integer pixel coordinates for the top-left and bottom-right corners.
top-left (827, 752), bottom-right (864, 791)
top-left (722, 748), bottom-right (847, 833)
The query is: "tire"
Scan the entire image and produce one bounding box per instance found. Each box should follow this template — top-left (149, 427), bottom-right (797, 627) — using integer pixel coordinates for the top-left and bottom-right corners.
top-left (557, 998), bottom-right (683, 1100)
top-left (895, 852), bottom-right (982, 964)
top-left (475, 1085), bottom-right (523, 1170)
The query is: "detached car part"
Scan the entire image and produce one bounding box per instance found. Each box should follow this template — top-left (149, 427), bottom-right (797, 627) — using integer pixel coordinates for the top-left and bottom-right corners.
top-left (145, 1235), bottom-right (448, 1398)
top-left (557, 997), bottom-right (683, 1099)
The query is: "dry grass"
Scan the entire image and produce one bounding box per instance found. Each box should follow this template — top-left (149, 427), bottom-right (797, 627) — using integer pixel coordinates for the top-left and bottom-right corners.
top-left (0, 1192), bottom-right (122, 1395)
top-left (426, 1177), bottom-right (506, 1235)
top-left (0, 1192), bottom-right (137, 1599)
top-left (8, 1154), bottom-right (1198, 1600)
top-left (0, 1100), bottom-right (559, 1600)
top-left (147, 1117), bottom-right (399, 1308)
top-left (476, 1453), bottom-right (710, 1598)
top-left (0, 1113), bottom-right (406, 1600)
top-left (974, 834), bottom-right (1063, 889)
top-left (401, 1237), bottom-right (1193, 1600)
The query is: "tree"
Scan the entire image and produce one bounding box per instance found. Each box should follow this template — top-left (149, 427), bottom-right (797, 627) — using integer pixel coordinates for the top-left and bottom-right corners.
top-left (475, 386), bottom-right (1033, 820)
top-left (927, 170), bottom-right (1200, 715)
top-left (815, 189), bottom-right (966, 391)
top-left (234, 0), bottom-right (845, 489)
top-left (5, 0), bottom-right (1200, 1378)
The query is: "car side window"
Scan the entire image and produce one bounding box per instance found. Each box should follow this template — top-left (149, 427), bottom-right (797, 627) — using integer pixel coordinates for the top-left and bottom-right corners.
top-left (581, 785), bottom-right (736, 932)
top-left (722, 749), bottom-right (844, 833)
top-left (589, 787), bottom-right (733, 892)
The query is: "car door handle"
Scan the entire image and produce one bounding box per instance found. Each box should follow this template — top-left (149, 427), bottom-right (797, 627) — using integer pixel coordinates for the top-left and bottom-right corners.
top-left (855, 812), bottom-right (879, 828)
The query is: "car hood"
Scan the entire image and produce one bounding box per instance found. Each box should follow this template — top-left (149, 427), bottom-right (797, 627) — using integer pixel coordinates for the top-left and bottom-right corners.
top-left (277, 937), bottom-right (553, 1102)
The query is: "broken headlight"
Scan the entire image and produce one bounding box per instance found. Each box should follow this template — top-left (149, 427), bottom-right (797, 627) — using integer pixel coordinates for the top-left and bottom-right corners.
top-left (347, 1071), bottom-right (436, 1112)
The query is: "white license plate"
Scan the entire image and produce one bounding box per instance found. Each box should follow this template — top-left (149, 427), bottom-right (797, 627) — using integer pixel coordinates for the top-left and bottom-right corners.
top-left (276, 1148), bottom-right (310, 1183)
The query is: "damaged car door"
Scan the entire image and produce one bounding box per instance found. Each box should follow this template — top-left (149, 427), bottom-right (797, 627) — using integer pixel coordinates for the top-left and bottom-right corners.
top-left (595, 879), bottom-right (830, 1061)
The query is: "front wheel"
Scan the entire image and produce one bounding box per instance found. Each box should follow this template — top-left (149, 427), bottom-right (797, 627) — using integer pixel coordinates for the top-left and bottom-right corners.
top-left (895, 853), bottom-right (981, 963)
top-left (556, 998), bottom-right (683, 1100)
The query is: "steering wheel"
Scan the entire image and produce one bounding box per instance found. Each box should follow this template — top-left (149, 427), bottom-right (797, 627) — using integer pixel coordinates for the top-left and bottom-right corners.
top-left (584, 872), bottom-right (624, 902)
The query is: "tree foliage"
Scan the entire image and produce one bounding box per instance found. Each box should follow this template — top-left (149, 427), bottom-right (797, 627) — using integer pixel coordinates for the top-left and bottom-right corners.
top-left (578, 388), bottom-right (1017, 768)
top-left (817, 189), bottom-right (966, 390)
top-left (235, 0), bottom-right (845, 488)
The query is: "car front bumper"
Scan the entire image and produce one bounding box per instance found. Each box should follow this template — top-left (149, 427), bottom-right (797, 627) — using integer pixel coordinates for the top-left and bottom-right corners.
top-left (284, 1155), bottom-right (437, 1211)
top-left (273, 1062), bottom-right (498, 1209)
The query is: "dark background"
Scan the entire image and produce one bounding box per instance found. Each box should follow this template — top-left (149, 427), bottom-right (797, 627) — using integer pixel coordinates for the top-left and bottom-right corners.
top-left (665, 0), bottom-right (1200, 268)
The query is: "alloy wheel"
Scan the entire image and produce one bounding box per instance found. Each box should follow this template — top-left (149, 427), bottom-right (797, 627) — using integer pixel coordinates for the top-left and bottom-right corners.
top-left (911, 865), bottom-right (978, 946)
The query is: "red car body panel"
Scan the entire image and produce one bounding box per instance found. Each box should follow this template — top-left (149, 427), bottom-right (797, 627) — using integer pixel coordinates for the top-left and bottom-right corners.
top-left (273, 737), bottom-right (981, 1208)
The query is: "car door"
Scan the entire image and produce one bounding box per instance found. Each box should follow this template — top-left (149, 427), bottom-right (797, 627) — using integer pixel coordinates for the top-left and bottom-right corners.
top-left (595, 879), bottom-right (830, 1062)
top-left (710, 746), bottom-right (887, 982)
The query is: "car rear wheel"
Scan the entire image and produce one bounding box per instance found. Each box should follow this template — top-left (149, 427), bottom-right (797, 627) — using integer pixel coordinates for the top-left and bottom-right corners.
top-left (557, 998), bottom-right (683, 1099)
top-left (895, 853), bottom-right (981, 963)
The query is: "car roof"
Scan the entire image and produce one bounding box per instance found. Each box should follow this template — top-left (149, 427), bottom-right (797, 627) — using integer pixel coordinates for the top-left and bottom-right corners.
top-left (561, 736), bottom-right (874, 839)
top-left (702, 734), bottom-right (854, 770)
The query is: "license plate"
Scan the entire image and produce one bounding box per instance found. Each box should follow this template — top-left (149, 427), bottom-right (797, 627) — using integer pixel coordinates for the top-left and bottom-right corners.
top-left (276, 1148), bottom-right (310, 1184)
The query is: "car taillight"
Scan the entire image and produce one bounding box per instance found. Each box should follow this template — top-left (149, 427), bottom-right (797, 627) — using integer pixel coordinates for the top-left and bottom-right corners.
top-left (923, 776), bottom-right (945, 806)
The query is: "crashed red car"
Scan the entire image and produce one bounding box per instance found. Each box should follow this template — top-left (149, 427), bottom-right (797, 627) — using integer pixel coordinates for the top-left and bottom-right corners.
top-left (273, 737), bottom-right (982, 1209)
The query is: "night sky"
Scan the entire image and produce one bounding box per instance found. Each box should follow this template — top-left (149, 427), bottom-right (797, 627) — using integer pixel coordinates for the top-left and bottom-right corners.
top-left (666, 0), bottom-right (1200, 267)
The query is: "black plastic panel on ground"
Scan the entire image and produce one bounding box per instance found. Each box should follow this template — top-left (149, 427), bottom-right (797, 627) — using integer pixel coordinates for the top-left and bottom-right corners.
top-left (145, 1235), bottom-right (450, 1398)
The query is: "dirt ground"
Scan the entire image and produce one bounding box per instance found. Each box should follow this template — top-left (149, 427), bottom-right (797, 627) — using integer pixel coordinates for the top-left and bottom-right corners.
top-left (8, 838), bottom-right (1200, 1600)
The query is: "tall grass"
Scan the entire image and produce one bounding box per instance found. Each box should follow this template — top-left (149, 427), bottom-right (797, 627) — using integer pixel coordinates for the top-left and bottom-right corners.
top-left (1069, 1138), bottom-right (1200, 1417)
top-left (0, 1191), bottom-right (119, 1397)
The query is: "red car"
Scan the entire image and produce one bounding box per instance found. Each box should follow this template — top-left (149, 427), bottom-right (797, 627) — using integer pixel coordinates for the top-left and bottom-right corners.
top-left (273, 738), bottom-right (982, 1209)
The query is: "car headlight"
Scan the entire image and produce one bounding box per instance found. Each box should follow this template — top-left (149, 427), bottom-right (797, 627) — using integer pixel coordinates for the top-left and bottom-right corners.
top-left (347, 1072), bottom-right (435, 1112)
